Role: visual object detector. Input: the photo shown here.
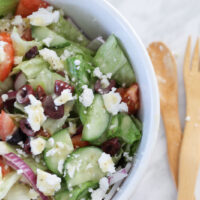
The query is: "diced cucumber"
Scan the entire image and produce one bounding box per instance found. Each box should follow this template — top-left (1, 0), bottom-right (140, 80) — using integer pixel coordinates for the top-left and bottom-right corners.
top-left (0, 141), bottom-right (16, 155)
top-left (64, 147), bottom-right (105, 187)
top-left (49, 15), bottom-right (89, 46)
top-left (4, 183), bottom-right (32, 200)
top-left (94, 34), bottom-right (136, 86)
top-left (0, 77), bottom-right (13, 95)
top-left (113, 62), bottom-right (136, 87)
top-left (43, 102), bottom-right (74, 135)
top-left (75, 101), bottom-right (88, 125)
top-left (0, 172), bottom-right (21, 199)
top-left (11, 27), bottom-right (42, 56)
top-left (108, 113), bottom-right (141, 144)
top-left (32, 26), bottom-right (70, 48)
top-left (29, 68), bottom-right (65, 94)
top-left (12, 57), bottom-right (49, 79)
top-left (55, 181), bottom-right (97, 200)
top-left (0, 0), bottom-right (18, 17)
top-left (44, 129), bottom-right (74, 176)
top-left (82, 95), bottom-right (110, 142)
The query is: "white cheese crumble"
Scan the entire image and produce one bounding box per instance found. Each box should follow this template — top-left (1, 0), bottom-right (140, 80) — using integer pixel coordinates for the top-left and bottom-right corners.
top-left (103, 88), bottom-right (128, 115)
top-left (79, 85), bottom-right (94, 107)
top-left (14, 56), bottom-right (23, 65)
top-left (0, 41), bottom-right (7, 63)
top-left (30, 137), bottom-right (46, 155)
top-left (54, 89), bottom-right (74, 106)
top-left (24, 95), bottom-right (47, 132)
top-left (91, 177), bottom-right (109, 200)
top-left (11, 15), bottom-right (24, 26)
top-left (74, 59), bottom-right (81, 66)
top-left (42, 37), bottom-right (53, 47)
top-left (39, 48), bottom-right (64, 71)
top-left (28, 7), bottom-right (60, 26)
top-left (28, 189), bottom-right (39, 199)
top-left (58, 159), bottom-right (64, 174)
top-left (98, 152), bottom-right (115, 173)
top-left (1, 94), bottom-right (8, 102)
top-left (37, 169), bottom-right (61, 196)
top-left (60, 49), bottom-right (73, 61)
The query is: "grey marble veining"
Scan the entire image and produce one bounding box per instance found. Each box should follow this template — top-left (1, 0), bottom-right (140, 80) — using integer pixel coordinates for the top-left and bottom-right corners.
top-left (107, 0), bottom-right (200, 199)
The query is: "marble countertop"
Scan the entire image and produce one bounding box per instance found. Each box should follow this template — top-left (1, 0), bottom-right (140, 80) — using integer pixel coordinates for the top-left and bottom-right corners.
top-left (107, 0), bottom-right (200, 199)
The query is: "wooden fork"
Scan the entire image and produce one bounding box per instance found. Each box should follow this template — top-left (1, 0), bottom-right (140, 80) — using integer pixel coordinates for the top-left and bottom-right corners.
top-left (178, 38), bottom-right (200, 200)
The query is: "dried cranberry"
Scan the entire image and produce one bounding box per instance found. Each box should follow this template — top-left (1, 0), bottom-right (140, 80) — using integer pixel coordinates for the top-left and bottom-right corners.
top-left (6, 128), bottom-right (27, 145)
top-left (25, 46), bottom-right (38, 59)
top-left (16, 85), bottom-right (34, 105)
top-left (42, 95), bottom-right (64, 119)
top-left (35, 85), bottom-right (46, 101)
top-left (54, 80), bottom-right (74, 95)
top-left (19, 119), bottom-right (35, 136)
top-left (101, 138), bottom-right (121, 156)
top-left (94, 79), bottom-right (116, 94)
top-left (24, 138), bottom-right (31, 154)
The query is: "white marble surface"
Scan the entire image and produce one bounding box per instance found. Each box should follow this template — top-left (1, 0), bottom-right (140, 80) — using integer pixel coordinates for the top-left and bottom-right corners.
top-left (107, 0), bottom-right (200, 199)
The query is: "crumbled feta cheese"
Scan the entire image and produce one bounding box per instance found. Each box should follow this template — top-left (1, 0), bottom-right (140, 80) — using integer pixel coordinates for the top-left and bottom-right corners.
top-left (28, 189), bottom-right (39, 199)
top-left (123, 152), bottom-right (133, 162)
top-left (37, 169), bottom-right (61, 196)
top-left (66, 164), bottom-right (76, 178)
top-left (0, 41), bottom-right (7, 63)
top-left (101, 77), bottom-right (110, 88)
top-left (48, 138), bottom-right (55, 147)
top-left (58, 159), bottom-right (64, 174)
top-left (30, 137), bottom-right (46, 155)
top-left (14, 56), bottom-right (23, 65)
top-left (98, 152), bottom-right (115, 173)
top-left (103, 89), bottom-right (128, 115)
top-left (54, 89), bottom-right (74, 106)
top-left (24, 95), bottom-right (47, 132)
top-left (93, 67), bottom-right (103, 79)
top-left (16, 148), bottom-right (28, 157)
top-left (74, 59), bottom-right (81, 66)
top-left (60, 49), bottom-right (72, 61)
top-left (42, 37), bottom-right (53, 47)
top-left (11, 15), bottom-right (24, 26)
top-left (17, 169), bottom-right (23, 174)
top-left (79, 85), bottom-right (94, 107)
top-left (1, 94), bottom-right (8, 102)
top-left (39, 48), bottom-right (64, 71)
top-left (28, 7), bottom-right (60, 26)
top-left (91, 177), bottom-right (109, 200)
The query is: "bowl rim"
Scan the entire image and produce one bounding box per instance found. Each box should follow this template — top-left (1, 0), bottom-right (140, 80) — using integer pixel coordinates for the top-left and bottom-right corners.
top-left (93, 0), bottom-right (160, 199)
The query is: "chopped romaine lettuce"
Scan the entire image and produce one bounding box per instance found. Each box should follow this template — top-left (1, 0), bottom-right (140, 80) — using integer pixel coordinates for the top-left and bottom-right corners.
top-left (0, 0), bottom-right (18, 17)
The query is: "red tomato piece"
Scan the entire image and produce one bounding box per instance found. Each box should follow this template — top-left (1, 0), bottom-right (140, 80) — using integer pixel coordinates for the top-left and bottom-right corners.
top-left (0, 157), bottom-right (12, 177)
top-left (0, 33), bottom-right (14, 82)
top-left (0, 110), bottom-right (16, 141)
top-left (117, 83), bottom-right (140, 114)
top-left (16, 0), bottom-right (49, 17)
top-left (71, 134), bottom-right (89, 149)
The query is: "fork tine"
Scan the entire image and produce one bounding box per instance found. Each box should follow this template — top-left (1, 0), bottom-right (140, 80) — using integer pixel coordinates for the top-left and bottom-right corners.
top-left (184, 37), bottom-right (191, 76)
top-left (191, 38), bottom-right (199, 72)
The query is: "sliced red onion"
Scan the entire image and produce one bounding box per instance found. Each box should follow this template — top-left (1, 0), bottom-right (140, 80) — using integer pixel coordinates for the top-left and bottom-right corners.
top-left (14, 72), bottom-right (27, 91)
top-left (3, 153), bottom-right (49, 200)
top-left (87, 36), bottom-right (105, 51)
top-left (108, 168), bottom-right (128, 185)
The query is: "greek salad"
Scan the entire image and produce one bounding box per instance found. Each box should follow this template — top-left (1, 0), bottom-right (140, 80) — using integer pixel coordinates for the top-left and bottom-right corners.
top-left (0, 0), bottom-right (142, 200)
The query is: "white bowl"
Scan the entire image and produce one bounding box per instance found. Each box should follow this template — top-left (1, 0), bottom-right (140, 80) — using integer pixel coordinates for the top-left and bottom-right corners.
top-left (47, 0), bottom-right (160, 199)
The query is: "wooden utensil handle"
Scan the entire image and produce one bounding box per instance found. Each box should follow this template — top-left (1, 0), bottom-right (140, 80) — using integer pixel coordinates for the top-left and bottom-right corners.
top-left (161, 102), bottom-right (182, 187)
top-left (178, 121), bottom-right (200, 200)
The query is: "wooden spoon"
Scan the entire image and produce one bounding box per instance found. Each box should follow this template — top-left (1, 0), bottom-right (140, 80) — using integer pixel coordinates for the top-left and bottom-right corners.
top-left (148, 42), bottom-right (182, 188)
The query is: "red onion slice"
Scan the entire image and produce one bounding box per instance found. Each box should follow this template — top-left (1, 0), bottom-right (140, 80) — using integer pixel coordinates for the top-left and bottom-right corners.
top-left (3, 153), bottom-right (49, 200)
top-left (108, 168), bottom-right (128, 185)
top-left (14, 72), bottom-right (27, 91)
top-left (87, 36), bottom-right (105, 51)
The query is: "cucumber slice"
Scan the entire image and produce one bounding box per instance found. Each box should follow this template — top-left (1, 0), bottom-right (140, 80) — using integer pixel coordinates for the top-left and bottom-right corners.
top-left (108, 113), bottom-right (141, 144)
top-left (0, 0), bottom-right (18, 17)
top-left (55, 181), bottom-right (97, 200)
top-left (0, 172), bottom-right (21, 199)
top-left (11, 27), bottom-right (42, 56)
top-left (49, 15), bottom-right (89, 46)
top-left (32, 26), bottom-right (70, 48)
top-left (44, 129), bottom-right (74, 176)
top-left (113, 62), bottom-right (136, 87)
top-left (64, 147), bottom-right (105, 187)
top-left (12, 57), bottom-right (49, 79)
top-left (82, 95), bottom-right (110, 141)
